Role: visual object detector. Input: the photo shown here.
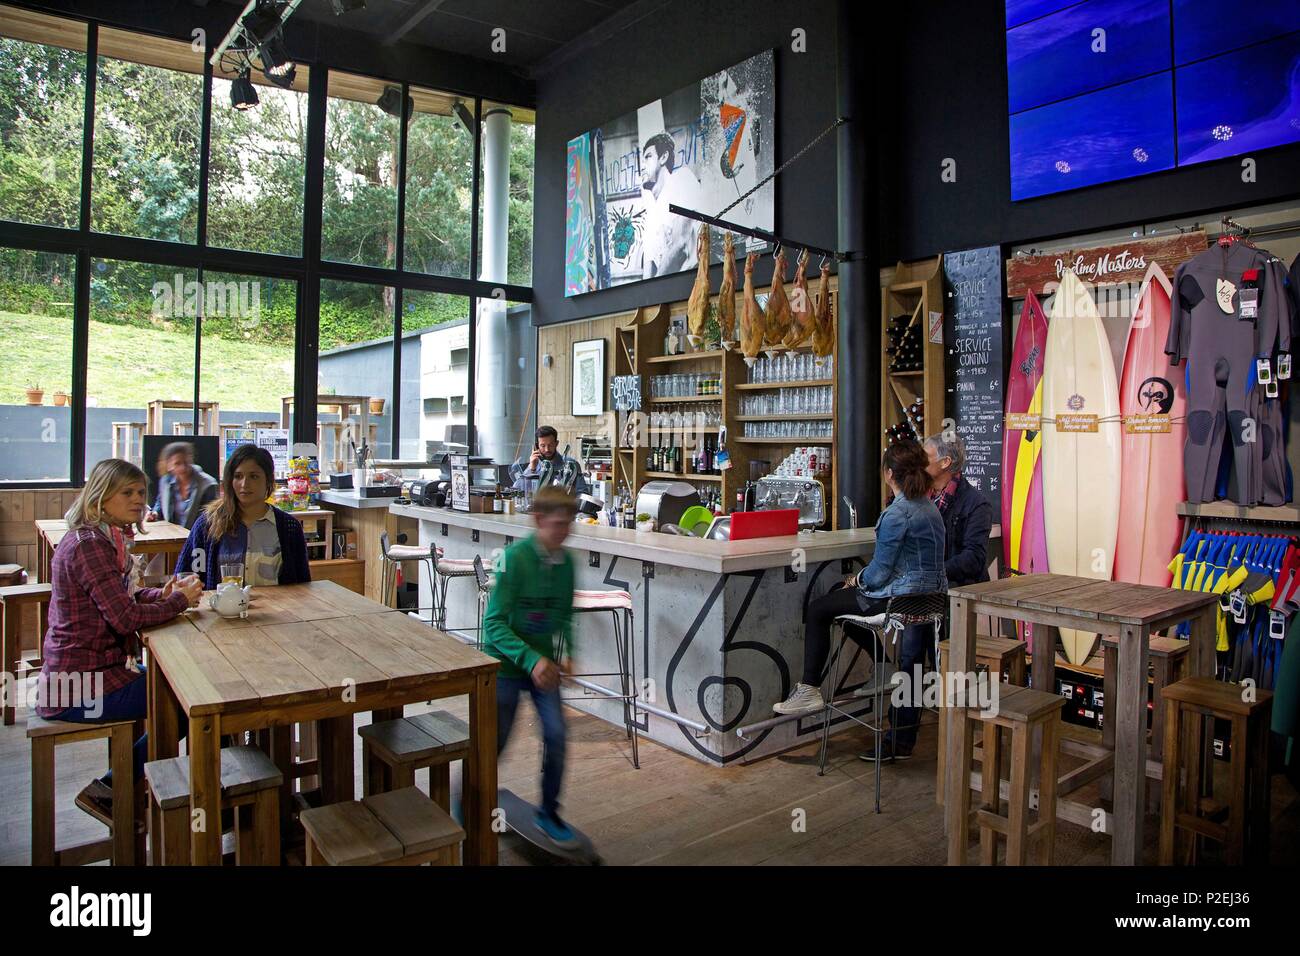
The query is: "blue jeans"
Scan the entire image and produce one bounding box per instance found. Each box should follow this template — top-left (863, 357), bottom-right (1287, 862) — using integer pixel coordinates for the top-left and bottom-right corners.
top-left (53, 667), bottom-right (186, 784)
top-left (497, 675), bottom-right (566, 818)
top-left (864, 623), bottom-right (934, 750)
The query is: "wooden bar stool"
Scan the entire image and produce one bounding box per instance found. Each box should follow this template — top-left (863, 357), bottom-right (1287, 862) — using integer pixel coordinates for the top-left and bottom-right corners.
top-left (936, 635), bottom-right (1028, 806)
top-left (28, 715), bottom-right (137, 866)
top-left (144, 745), bottom-right (283, 865)
top-left (1159, 676), bottom-right (1272, 866)
top-left (973, 684), bottom-right (1064, 865)
top-left (359, 710), bottom-right (470, 811)
top-left (301, 786), bottom-right (464, 866)
top-left (2, 583), bottom-right (51, 725)
top-left (1102, 634), bottom-right (1189, 804)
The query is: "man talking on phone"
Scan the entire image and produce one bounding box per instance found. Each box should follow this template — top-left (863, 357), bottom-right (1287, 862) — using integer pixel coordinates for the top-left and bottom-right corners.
top-left (512, 425), bottom-right (589, 495)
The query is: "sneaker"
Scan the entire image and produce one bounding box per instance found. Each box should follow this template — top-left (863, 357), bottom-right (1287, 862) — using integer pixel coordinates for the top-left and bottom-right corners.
top-left (858, 740), bottom-right (912, 762)
top-left (75, 779), bottom-right (115, 827)
top-left (534, 810), bottom-right (580, 850)
top-left (773, 683), bottom-right (826, 715)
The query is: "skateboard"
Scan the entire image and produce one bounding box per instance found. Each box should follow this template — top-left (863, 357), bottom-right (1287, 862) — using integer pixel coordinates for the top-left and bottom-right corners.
top-left (496, 788), bottom-right (602, 865)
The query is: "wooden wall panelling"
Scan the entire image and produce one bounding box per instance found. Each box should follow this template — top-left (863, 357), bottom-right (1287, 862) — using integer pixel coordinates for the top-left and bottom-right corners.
top-left (536, 315), bottom-right (621, 461)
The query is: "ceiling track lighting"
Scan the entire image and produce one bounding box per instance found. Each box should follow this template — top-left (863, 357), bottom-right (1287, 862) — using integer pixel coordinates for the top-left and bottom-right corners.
top-left (330, 0), bottom-right (366, 14)
top-left (210, 0), bottom-right (302, 98)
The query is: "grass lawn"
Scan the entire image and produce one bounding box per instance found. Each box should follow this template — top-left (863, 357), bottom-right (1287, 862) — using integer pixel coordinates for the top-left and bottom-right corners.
top-left (0, 310), bottom-right (293, 410)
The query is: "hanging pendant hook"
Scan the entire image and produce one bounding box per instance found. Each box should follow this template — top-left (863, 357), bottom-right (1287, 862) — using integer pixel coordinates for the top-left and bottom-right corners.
top-left (818, 253), bottom-right (829, 270)
top-left (773, 241), bottom-right (782, 260)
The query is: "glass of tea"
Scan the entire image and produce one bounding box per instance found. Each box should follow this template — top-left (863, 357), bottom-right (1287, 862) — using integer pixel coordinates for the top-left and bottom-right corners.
top-left (220, 561), bottom-right (245, 586)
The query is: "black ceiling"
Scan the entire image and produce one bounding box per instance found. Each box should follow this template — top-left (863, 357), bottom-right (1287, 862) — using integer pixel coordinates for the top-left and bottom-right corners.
top-left (206, 0), bottom-right (644, 71)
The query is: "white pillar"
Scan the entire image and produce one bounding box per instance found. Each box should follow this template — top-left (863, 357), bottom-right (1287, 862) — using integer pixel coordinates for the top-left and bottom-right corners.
top-left (476, 107), bottom-right (512, 464)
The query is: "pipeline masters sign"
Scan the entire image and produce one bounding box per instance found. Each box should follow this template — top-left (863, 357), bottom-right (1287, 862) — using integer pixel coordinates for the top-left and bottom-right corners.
top-left (944, 246), bottom-right (1005, 524)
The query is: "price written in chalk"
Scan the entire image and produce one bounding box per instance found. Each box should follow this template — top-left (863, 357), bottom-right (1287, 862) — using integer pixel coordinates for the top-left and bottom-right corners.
top-left (1006, 412), bottom-right (1041, 431)
top-left (1123, 414), bottom-right (1171, 434)
top-left (1055, 414), bottom-right (1099, 433)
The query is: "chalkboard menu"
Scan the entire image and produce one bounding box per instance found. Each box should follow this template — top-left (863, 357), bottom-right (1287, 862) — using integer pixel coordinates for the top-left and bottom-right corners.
top-left (943, 246), bottom-right (1004, 524)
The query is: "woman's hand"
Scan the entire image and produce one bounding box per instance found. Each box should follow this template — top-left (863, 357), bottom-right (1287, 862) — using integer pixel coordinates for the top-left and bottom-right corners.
top-left (168, 574), bottom-right (203, 608)
top-left (146, 510), bottom-right (161, 522)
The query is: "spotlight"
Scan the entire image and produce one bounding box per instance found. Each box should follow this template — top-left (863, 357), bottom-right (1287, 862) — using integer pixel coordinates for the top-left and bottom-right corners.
top-left (377, 85), bottom-right (413, 122)
top-left (257, 32), bottom-right (294, 79)
top-left (452, 101), bottom-right (475, 135)
top-left (330, 0), bottom-right (366, 13)
top-left (231, 67), bottom-right (259, 110)
top-left (241, 0), bottom-right (286, 40)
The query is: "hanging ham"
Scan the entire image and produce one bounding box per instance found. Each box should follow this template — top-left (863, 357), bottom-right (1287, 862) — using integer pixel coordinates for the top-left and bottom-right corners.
top-left (740, 252), bottom-right (765, 365)
top-left (763, 247), bottom-right (792, 353)
top-left (717, 232), bottom-right (737, 348)
top-left (782, 250), bottom-right (814, 351)
top-left (811, 261), bottom-right (834, 358)
top-left (685, 223), bottom-right (711, 347)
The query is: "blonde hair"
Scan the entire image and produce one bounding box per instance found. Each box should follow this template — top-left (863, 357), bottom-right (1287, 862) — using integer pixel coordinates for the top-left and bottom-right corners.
top-left (66, 458), bottom-right (150, 535)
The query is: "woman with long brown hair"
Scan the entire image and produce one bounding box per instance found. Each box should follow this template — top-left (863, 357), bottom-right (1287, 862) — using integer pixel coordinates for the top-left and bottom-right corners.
top-left (773, 440), bottom-right (947, 733)
top-left (175, 444), bottom-right (311, 588)
top-left (37, 458), bottom-right (203, 824)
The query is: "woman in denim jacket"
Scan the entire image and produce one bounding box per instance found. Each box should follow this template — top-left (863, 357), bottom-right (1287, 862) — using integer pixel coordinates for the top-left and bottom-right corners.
top-left (774, 440), bottom-right (947, 720)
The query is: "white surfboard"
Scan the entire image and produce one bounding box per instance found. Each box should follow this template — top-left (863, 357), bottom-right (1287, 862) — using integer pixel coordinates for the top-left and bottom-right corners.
top-left (1040, 270), bottom-right (1122, 666)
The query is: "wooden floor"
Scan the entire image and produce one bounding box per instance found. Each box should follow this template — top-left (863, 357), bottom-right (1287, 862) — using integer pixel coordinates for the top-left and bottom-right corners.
top-left (3, 690), bottom-right (1297, 865)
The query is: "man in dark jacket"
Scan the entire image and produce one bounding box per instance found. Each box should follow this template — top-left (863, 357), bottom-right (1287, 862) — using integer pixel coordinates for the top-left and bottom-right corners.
top-left (147, 441), bottom-right (218, 530)
top-left (923, 433), bottom-right (992, 588)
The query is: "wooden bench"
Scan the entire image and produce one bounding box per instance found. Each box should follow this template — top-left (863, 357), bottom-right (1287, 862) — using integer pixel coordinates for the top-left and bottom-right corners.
top-left (28, 715), bottom-right (138, 866)
top-left (300, 786), bottom-right (464, 866)
top-left (144, 745), bottom-right (283, 865)
top-left (2, 583), bottom-right (51, 725)
top-left (973, 685), bottom-right (1064, 866)
top-left (358, 710), bottom-right (470, 811)
top-left (935, 634), bottom-right (1028, 806)
top-left (1159, 676), bottom-right (1272, 866)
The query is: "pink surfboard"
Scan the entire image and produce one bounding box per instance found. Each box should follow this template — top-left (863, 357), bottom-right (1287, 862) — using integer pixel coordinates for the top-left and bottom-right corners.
top-left (1001, 291), bottom-right (1049, 578)
top-left (1115, 264), bottom-right (1186, 587)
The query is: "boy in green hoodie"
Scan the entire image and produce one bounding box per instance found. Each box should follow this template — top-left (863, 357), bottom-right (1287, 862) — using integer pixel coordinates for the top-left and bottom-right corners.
top-left (482, 486), bottom-right (578, 848)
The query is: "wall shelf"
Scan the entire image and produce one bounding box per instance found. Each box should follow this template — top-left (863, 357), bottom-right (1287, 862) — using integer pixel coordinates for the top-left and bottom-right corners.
top-left (643, 471), bottom-right (723, 482)
top-left (645, 350), bottom-right (724, 364)
top-left (648, 395), bottom-right (722, 404)
top-left (735, 379), bottom-right (834, 391)
top-left (735, 437), bottom-right (835, 445)
top-left (734, 414), bottom-right (833, 422)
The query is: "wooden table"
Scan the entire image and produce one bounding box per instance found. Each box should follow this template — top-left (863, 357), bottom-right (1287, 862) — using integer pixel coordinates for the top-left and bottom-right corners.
top-left (36, 519), bottom-right (192, 583)
top-left (141, 580), bottom-right (498, 865)
top-left (944, 574), bottom-right (1219, 866)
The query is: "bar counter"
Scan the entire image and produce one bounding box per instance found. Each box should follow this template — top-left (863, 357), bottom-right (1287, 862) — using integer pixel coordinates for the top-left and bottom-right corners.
top-left (392, 504), bottom-right (891, 765)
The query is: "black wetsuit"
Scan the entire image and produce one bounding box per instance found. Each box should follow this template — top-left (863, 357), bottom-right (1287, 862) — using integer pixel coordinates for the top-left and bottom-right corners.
top-left (1165, 243), bottom-right (1291, 506)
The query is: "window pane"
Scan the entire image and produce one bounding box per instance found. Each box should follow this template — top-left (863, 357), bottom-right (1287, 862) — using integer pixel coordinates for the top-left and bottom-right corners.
top-left (322, 72), bottom-right (399, 269)
top-left (91, 30), bottom-right (203, 243)
top-left (198, 270), bottom-right (296, 472)
top-left (402, 291), bottom-right (470, 462)
top-left (319, 278), bottom-right (394, 466)
top-left (208, 67), bottom-right (309, 256)
top-left (0, 247), bottom-right (75, 482)
top-left (85, 259), bottom-right (197, 478)
top-left (0, 11), bottom-right (86, 229)
top-left (478, 102), bottom-right (534, 287)
top-left (474, 296), bottom-right (535, 469)
top-left (403, 88), bottom-right (473, 278)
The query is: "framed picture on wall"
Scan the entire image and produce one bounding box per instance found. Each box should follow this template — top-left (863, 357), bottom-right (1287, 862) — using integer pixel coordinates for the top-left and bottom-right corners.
top-left (572, 338), bottom-right (605, 416)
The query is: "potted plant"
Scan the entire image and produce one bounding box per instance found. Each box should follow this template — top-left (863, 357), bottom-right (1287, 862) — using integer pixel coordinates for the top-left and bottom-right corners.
top-left (368, 397), bottom-right (385, 416)
top-left (635, 512), bottom-right (655, 533)
top-left (52, 390), bottom-right (68, 407)
top-left (24, 383), bottom-right (44, 405)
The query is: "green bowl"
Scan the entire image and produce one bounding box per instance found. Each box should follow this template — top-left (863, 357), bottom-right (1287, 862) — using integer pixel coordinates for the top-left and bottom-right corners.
top-left (678, 505), bottom-right (715, 536)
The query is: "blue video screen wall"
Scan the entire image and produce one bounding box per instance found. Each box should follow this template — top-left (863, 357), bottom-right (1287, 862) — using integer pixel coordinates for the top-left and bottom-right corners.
top-left (1007, 0), bottom-right (1300, 200)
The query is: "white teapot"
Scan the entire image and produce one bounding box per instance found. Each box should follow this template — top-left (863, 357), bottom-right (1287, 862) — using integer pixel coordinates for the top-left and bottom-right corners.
top-left (208, 582), bottom-right (252, 619)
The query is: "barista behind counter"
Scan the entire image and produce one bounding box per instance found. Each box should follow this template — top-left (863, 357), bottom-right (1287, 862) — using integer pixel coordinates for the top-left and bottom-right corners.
top-left (511, 425), bottom-right (590, 495)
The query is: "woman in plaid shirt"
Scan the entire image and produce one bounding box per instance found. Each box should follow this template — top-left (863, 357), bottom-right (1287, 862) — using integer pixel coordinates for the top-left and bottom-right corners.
top-left (38, 459), bottom-right (203, 827)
